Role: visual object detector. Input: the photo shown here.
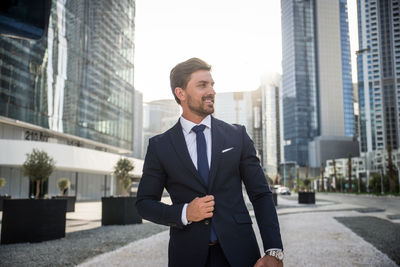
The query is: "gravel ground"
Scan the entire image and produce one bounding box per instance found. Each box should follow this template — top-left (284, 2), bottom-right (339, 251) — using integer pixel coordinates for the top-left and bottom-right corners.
top-left (78, 211), bottom-right (398, 267)
top-left (335, 216), bottom-right (400, 265)
top-left (0, 222), bottom-right (167, 267)
top-left (277, 211), bottom-right (398, 267)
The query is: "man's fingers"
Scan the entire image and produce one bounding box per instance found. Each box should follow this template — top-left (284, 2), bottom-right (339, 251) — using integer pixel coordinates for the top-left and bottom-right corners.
top-left (201, 195), bottom-right (214, 202)
top-left (204, 211), bottom-right (213, 218)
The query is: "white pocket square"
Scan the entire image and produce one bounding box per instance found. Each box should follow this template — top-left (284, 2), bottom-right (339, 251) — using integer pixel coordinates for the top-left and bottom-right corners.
top-left (222, 147), bottom-right (234, 153)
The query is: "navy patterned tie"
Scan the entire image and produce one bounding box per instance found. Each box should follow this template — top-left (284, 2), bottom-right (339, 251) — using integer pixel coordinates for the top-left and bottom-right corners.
top-left (192, 124), bottom-right (217, 242)
top-left (192, 125), bottom-right (209, 185)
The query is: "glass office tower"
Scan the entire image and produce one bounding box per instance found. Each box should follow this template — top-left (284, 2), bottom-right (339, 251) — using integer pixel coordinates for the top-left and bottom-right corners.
top-left (281, 0), bottom-right (355, 166)
top-left (0, 0), bottom-right (136, 151)
top-left (357, 0), bottom-right (400, 152)
top-left (0, 0), bottom-right (139, 200)
top-left (281, 0), bottom-right (319, 166)
top-left (340, 0), bottom-right (356, 137)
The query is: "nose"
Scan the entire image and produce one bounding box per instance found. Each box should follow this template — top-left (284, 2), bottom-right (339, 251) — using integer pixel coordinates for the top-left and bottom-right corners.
top-left (209, 85), bottom-right (216, 95)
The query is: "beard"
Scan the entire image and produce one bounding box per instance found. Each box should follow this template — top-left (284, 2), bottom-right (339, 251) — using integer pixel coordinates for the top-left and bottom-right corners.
top-left (187, 94), bottom-right (214, 117)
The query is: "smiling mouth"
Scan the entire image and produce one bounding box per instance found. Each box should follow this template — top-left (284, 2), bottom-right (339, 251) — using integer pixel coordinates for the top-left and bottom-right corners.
top-left (202, 96), bottom-right (214, 104)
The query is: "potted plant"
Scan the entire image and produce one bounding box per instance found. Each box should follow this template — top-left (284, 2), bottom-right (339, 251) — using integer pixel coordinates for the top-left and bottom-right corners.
top-left (1, 149), bottom-right (67, 244)
top-left (0, 177), bottom-right (11, 211)
top-left (298, 178), bottom-right (315, 204)
top-left (52, 178), bottom-right (76, 212)
top-left (101, 158), bottom-right (142, 225)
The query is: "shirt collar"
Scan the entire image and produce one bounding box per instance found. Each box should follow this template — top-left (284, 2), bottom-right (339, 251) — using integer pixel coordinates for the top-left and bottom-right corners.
top-left (180, 115), bottom-right (211, 135)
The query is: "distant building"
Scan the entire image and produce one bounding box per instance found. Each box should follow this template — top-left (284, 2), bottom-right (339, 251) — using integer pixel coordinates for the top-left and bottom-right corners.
top-left (133, 90), bottom-right (143, 159)
top-left (260, 75), bottom-right (282, 178)
top-left (357, 0), bottom-right (400, 153)
top-left (142, 99), bottom-right (181, 158)
top-left (281, 0), bottom-right (357, 167)
top-left (0, 0), bottom-right (142, 200)
top-left (325, 148), bottom-right (400, 190)
top-left (214, 84), bottom-right (281, 176)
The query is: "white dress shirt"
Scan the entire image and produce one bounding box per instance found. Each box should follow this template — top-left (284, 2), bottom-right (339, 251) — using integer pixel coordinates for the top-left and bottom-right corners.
top-left (179, 115), bottom-right (212, 225)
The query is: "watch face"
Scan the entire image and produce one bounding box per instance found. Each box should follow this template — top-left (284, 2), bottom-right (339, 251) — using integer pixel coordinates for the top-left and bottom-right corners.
top-left (277, 251), bottom-right (284, 260)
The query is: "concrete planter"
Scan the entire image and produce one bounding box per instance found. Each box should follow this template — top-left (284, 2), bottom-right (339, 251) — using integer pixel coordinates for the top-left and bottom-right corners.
top-left (52, 196), bottom-right (76, 212)
top-left (1, 199), bottom-right (67, 244)
top-left (298, 192), bottom-right (315, 204)
top-left (101, 196), bottom-right (142, 226)
top-left (0, 195), bottom-right (11, 211)
top-left (272, 192), bottom-right (278, 206)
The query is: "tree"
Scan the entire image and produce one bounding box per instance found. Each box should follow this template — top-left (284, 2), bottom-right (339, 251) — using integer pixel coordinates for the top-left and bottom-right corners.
top-left (387, 146), bottom-right (396, 193)
top-left (22, 149), bottom-right (55, 199)
top-left (347, 153), bottom-right (352, 192)
top-left (0, 177), bottom-right (5, 189)
top-left (303, 178), bottom-right (311, 192)
top-left (114, 158), bottom-right (134, 196)
top-left (320, 163), bottom-right (325, 192)
top-left (333, 159), bottom-right (337, 192)
top-left (57, 178), bottom-right (71, 196)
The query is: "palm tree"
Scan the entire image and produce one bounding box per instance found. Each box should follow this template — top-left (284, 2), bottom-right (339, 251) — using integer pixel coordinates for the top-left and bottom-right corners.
top-left (387, 146), bottom-right (396, 193)
top-left (333, 159), bottom-right (337, 192)
top-left (347, 153), bottom-right (352, 192)
top-left (114, 158), bottom-right (134, 196)
top-left (22, 149), bottom-right (55, 199)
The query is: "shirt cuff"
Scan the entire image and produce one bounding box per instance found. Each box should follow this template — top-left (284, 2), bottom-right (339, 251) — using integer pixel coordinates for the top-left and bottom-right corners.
top-left (265, 248), bottom-right (283, 254)
top-left (181, 203), bottom-right (191, 225)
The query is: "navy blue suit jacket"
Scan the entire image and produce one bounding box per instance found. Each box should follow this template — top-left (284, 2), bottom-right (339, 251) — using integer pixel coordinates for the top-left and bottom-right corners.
top-left (136, 116), bottom-right (283, 267)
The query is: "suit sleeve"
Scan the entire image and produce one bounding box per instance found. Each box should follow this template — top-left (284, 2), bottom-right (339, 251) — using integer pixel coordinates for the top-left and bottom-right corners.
top-left (136, 138), bottom-right (185, 229)
top-left (239, 125), bottom-right (283, 251)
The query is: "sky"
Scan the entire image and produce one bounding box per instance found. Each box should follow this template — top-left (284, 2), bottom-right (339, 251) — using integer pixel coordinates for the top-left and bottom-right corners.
top-left (134, 0), bottom-right (359, 103)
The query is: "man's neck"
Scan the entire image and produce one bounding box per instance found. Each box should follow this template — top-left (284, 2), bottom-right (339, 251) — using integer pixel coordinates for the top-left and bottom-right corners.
top-left (181, 112), bottom-right (207, 124)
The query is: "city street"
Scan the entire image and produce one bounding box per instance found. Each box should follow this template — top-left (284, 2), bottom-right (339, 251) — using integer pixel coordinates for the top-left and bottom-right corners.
top-left (316, 192), bottom-right (400, 215)
top-left (1, 193), bottom-right (399, 266)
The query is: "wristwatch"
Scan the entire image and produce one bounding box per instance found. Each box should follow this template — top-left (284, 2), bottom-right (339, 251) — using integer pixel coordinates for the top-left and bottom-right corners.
top-left (266, 249), bottom-right (284, 261)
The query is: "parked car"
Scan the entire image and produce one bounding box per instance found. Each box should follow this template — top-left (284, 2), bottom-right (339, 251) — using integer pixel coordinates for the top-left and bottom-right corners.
top-left (276, 186), bottom-right (291, 195)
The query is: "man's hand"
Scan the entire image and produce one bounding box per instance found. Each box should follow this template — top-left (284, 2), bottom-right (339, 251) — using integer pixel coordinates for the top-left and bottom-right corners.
top-left (254, 255), bottom-right (283, 267)
top-left (186, 195), bottom-right (214, 222)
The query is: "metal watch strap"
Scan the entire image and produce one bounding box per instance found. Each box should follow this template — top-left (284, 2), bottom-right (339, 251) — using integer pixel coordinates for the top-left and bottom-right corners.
top-left (266, 249), bottom-right (284, 261)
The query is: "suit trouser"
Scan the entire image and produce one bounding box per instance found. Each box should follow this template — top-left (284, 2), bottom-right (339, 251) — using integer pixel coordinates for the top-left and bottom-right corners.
top-left (205, 242), bottom-right (230, 267)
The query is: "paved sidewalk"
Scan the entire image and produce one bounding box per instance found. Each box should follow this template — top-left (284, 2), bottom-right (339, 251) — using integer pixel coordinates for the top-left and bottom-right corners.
top-left (76, 195), bottom-right (399, 267)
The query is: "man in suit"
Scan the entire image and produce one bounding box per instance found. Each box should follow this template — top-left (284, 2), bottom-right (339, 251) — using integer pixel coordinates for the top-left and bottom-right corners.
top-left (136, 58), bottom-right (283, 267)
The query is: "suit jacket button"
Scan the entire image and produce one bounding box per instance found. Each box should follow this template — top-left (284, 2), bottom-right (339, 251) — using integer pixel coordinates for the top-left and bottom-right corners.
top-left (204, 220), bottom-right (210, 225)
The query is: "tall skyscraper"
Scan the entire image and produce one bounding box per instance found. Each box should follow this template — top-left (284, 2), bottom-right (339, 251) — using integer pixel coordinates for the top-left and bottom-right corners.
top-left (357, 0), bottom-right (400, 152)
top-left (281, 0), bottom-right (356, 167)
top-left (0, 0), bottom-right (141, 200)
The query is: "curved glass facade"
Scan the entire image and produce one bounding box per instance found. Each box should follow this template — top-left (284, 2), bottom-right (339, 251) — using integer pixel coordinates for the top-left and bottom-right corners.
top-left (0, 0), bottom-right (136, 151)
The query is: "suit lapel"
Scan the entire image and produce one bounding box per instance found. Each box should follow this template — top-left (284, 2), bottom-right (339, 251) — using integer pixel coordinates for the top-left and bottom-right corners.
top-left (209, 117), bottom-right (225, 192)
top-left (168, 120), bottom-right (207, 188)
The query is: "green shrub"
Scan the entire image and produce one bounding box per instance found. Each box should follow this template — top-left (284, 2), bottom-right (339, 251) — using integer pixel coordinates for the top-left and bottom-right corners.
top-left (22, 149), bottom-right (55, 199)
top-left (114, 158), bottom-right (134, 196)
top-left (57, 178), bottom-right (71, 196)
top-left (0, 177), bottom-right (5, 188)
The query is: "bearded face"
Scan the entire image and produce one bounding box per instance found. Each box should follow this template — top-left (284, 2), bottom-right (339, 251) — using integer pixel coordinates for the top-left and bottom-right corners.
top-left (179, 70), bottom-right (216, 120)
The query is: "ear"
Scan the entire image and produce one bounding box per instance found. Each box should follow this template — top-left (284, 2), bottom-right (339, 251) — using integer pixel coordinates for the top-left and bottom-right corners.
top-left (174, 87), bottom-right (186, 102)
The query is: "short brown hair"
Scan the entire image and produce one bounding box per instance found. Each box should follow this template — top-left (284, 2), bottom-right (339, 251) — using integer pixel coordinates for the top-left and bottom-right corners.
top-left (170, 58), bottom-right (211, 104)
